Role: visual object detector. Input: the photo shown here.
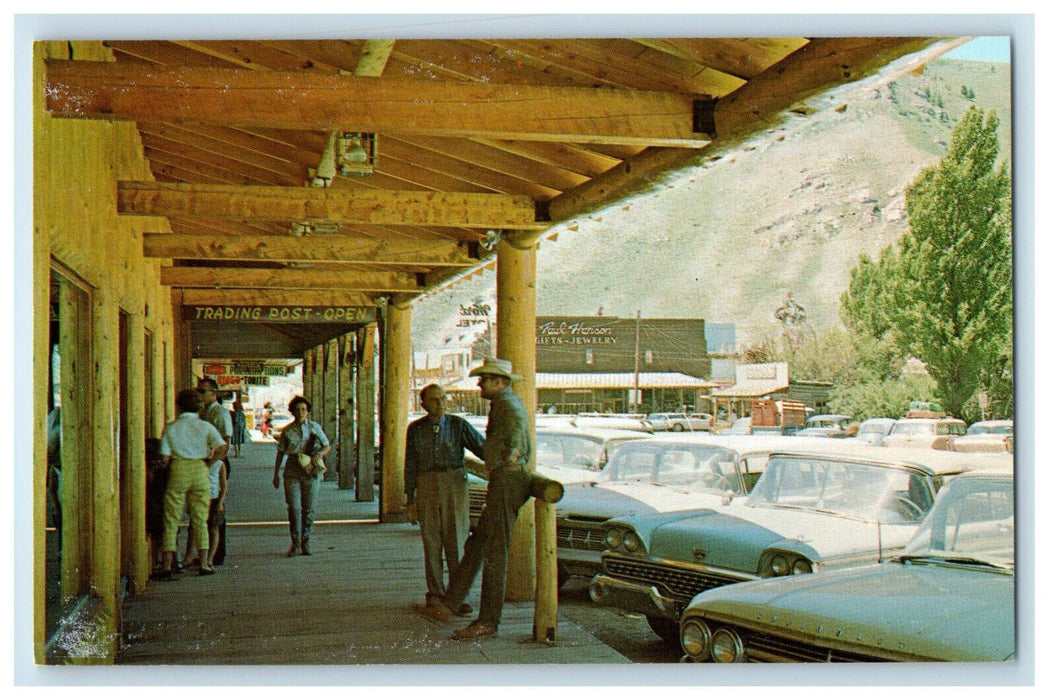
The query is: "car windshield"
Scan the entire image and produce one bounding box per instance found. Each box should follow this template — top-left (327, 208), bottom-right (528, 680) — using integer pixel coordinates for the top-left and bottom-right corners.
top-left (891, 422), bottom-right (935, 435)
top-left (605, 443), bottom-right (744, 494)
top-left (902, 476), bottom-right (1014, 569)
top-left (535, 433), bottom-right (603, 470)
top-left (748, 455), bottom-right (934, 523)
top-left (967, 424), bottom-right (1013, 436)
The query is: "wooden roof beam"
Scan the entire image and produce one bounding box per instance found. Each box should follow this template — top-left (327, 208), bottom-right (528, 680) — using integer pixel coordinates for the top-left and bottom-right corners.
top-left (45, 59), bottom-right (713, 147)
top-left (161, 266), bottom-right (425, 293)
top-left (549, 37), bottom-right (957, 222)
top-left (144, 232), bottom-right (478, 266)
top-left (182, 288), bottom-right (379, 307)
top-left (117, 181), bottom-right (548, 229)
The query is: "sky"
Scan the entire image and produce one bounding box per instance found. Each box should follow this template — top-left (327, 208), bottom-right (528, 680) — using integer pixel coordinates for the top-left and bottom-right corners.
top-left (944, 36), bottom-right (1012, 62)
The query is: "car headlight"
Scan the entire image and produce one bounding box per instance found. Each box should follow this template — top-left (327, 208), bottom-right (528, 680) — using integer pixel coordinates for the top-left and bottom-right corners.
top-left (605, 528), bottom-right (624, 550)
top-left (711, 628), bottom-right (745, 663)
top-left (680, 618), bottom-right (712, 661)
top-left (769, 553), bottom-right (790, 576)
top-left (792, 558), bottom-right (813, 575)
top-left (622, 531), bottom-right (643, 553)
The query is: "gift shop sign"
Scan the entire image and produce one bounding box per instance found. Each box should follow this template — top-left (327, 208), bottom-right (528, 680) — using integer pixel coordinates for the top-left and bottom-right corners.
top-left (536, 321), bottom-right (618, 346)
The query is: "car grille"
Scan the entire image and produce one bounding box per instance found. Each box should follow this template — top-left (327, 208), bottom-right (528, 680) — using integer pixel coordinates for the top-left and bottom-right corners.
top-left (603, 556), bottom-right (746, 601)
top-left (701, 620), bottom-right (893, 662)
top-left (556, 524), bottom-right (607, 552)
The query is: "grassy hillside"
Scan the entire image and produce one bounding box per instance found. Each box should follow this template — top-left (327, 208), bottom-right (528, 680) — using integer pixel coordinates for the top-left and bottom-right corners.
top-left (412, 58), bottom-right (1011, 352)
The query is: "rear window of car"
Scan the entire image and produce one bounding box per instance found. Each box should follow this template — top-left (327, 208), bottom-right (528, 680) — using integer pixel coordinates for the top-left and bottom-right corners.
top-left (892, 421), bottom-right (936, 435)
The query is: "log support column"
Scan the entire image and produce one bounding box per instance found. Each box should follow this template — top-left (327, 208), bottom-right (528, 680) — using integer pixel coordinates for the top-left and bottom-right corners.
top-left (338, 332), bottom-right (357, 490)
top-left (379, 299), bottom-right (411, 521)
top-left (321, 338), bottom-right (339, 481)
top-left (495, 232), bottom-right (557, 642)
top-left (356, 322), bottom-right (377, 502)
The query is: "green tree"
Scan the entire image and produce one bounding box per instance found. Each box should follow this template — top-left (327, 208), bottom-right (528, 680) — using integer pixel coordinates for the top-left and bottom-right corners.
top-left (841, 107), bottom-right (1012, 419)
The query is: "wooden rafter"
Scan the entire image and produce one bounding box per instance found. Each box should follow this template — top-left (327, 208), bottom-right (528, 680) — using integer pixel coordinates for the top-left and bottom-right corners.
top-left (45, 59), bottom-right (713, 147)
top-left (181, 288), bottom-right (378, 307)
top-left (549, 36), bottom-right (954, 223)
top-left (117, 182), bottom-right (546, 229)
top-left (144, 232), bottom-right (478, 266)
top-left (160, 266), bottom-right (424, 292)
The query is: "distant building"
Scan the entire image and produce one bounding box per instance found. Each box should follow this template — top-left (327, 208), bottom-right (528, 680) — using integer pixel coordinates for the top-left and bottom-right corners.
top-left (419, 313), bottom-right (737, 415)
top-left (710, 361), bottom-right (834, 419)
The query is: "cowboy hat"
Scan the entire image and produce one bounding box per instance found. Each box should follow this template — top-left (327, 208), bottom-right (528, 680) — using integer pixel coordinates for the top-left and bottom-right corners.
top-left (468, 358), bottom-right (522, 381)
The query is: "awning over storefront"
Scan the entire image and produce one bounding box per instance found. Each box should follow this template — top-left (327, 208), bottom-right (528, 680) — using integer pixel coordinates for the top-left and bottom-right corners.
top-left (445, 371), bottom-right (717, 392)
top-left (711, 362), bottom-right (790, 398)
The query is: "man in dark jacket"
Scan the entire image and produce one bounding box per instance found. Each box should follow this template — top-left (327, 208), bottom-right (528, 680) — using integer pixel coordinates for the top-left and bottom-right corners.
top-left (405, 384), bottom-right (485, 612)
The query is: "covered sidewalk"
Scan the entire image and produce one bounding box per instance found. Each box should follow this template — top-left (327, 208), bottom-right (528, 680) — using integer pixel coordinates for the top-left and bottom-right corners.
top-left (114, 437), bottom-right (628, 666)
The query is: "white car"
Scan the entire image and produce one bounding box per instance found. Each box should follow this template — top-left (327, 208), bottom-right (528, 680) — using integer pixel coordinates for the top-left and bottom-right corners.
top-left (950, 419), bottom-right (1014, 453)
top-left (647, 412), bottom-right (713, 432)
top-left (855, 417), bottom-right (897, 445)
top-left (554, 434), bottom-right (861, 585)
top-left (881, 417), bottom-right (967, 450)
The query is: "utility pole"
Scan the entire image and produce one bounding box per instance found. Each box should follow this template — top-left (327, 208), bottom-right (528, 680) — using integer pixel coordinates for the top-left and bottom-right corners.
top-left (632, 309), bottom-right (641, 413)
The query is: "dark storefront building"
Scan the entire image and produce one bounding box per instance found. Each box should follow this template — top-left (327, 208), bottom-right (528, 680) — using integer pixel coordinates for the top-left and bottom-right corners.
top-left (532, 316), bottom-right (718, 414)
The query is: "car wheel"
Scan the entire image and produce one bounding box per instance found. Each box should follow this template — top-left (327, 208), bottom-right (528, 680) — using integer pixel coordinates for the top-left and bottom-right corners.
top-left (646, 615), bottom-right (681, 646)
top-left (671, 424), bottom-right (685, 432)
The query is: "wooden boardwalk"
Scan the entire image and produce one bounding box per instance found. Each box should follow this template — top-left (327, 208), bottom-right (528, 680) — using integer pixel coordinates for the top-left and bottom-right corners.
top-left (117, 436), bottom-right (629, 667)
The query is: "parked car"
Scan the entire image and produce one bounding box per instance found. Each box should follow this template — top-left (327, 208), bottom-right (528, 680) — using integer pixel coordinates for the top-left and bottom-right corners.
top-left (467, 426), bottom-right (649, 523)
top-left (646, 412), bottom-right (713, 432)
top-left (572, 413), bottom-right (654, 433)
top-left (950, 419), bottom-right (1014, 453)
top-left (854, 417), bottom-right (897, 446)
top-left (589, 445), bottom-right (1010, 643)
top-left (798, 413), bottom-right (855, 438)
top-left (678, 465), bottom-right (1014, 662)
top-left (881, 416), bottom-right (968, 450)
top-left (555, 435), bottom-right (842, 586)
top-left (716, 417), bottom-right (752, 435)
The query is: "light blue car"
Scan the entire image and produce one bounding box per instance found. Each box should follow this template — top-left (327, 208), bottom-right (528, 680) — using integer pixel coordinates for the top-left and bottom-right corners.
top-left (678, 466), bottom-right (1014, 662)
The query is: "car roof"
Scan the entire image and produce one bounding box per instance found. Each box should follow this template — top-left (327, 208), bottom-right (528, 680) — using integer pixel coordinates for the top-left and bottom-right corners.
top-left (894, 417), bottom-right (966, 424)
top-left (969, 420), bottom-right (1014, 428)
top-left (808, 414), bottom-right (853, 420)
top-left (767, 444), bottom-right (1013, 475)
top-left (620, 433), bottom-right (867, 454)
top-left (536, 426), bottom-right (648, 439)
top-left (860, 417), bottom-right (896, 425)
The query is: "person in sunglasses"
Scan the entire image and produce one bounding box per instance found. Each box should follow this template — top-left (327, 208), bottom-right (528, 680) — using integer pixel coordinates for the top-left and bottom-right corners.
top-left (404, 383), bottom-right (485, 614)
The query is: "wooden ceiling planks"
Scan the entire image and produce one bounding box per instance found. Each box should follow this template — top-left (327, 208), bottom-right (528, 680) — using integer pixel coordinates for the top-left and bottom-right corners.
top-left (47, 36), bottom-right (954, 313)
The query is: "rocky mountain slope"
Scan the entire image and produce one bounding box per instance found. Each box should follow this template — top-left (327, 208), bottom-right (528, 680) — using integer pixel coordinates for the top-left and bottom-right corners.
top-left (412, 58), bottom-right (1011, 352)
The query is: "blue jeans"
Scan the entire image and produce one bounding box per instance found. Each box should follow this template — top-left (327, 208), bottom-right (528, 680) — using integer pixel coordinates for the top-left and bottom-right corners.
top-left (283, 469), bottom-right (321, 544)
top-left (442, 467), bottom-right (531, 627)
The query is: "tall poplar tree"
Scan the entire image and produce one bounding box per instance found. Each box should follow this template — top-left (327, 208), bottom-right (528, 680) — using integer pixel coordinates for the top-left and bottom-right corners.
top-left (841, 107), bottom-right (1012, 419)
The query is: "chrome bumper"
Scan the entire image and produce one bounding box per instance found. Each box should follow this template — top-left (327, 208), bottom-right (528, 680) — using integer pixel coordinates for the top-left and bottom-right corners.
top-left (557, 548), bottom-right (603, 578)
top-left (588, 574), bottom-right (679, 622)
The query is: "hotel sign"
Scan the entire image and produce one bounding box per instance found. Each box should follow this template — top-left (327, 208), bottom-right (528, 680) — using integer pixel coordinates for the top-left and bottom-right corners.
top-left (536, 320), bottom-right (618, 346)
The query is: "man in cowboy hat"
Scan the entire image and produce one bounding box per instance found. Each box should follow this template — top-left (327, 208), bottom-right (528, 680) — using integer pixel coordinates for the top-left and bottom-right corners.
top-left (414, 358), bottom-right (533, 641)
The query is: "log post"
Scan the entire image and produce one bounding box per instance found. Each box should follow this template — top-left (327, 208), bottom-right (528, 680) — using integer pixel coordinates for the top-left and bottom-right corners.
top-left (338, 332), bottom-right (357, 490)
top-left (379, 299), bottom-right (411, 521)
top-left (356, 322), bottom-right (377, 502)
top-left (495, 233), bottom-right (558, 645)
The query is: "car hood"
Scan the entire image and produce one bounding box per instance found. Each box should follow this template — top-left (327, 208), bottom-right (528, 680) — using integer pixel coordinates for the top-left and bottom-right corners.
top-left (556, 481), bottom-right (728, 520)
top-left (689, 562), bottom-right (1014, 661)
top-left (643, 506), bottom-right (917, 573)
